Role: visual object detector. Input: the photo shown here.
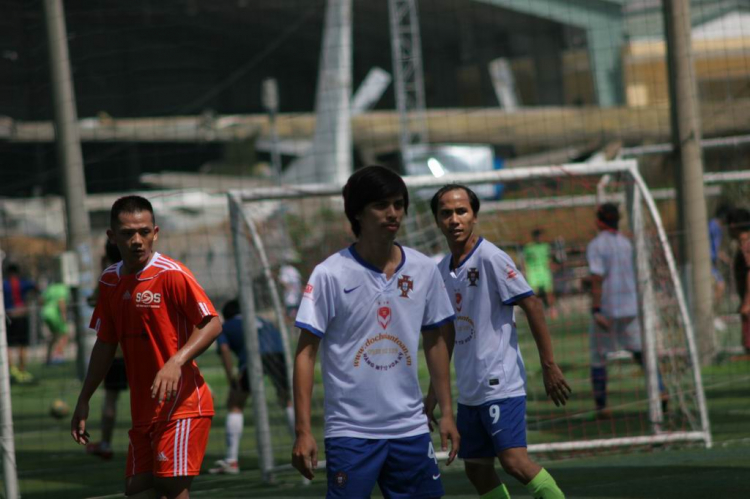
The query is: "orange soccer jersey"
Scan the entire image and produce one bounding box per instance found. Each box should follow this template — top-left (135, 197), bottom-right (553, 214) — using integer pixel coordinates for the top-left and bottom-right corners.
top-left (90, 252), bottom-right (217, 427)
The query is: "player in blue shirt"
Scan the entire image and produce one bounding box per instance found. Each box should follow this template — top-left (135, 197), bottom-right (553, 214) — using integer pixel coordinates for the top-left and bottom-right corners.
top-left (292, 165), bottom-right (459, 498)
top-left (427, 184), bottom-right (570, 499)
top-left (210, 299), bottom-right (294, 475)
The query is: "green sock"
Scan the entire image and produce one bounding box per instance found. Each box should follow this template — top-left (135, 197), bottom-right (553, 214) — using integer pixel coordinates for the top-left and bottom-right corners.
top-left (480, 483), bottom-right (511, 499)
top-left (526, 468), bottom-right (565, 499)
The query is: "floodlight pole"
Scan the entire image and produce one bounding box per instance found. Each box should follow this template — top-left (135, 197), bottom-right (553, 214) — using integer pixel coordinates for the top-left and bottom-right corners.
top-left (44, 0), bottom-right (95, 380)
top-left (262, 79), bottom-right (283, 185)
top-left (662, 0), bottom-right (715, 364)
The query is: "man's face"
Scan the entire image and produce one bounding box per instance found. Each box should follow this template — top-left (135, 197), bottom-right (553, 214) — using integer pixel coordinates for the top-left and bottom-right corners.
top-left (356, 195), bottom-right (405, 239)
top-left (107, 210), bottom-right (159, 270)
top-left (435, 189), bottom-right (477, 246)
top-left (739, 231), bottom-right (750, 253)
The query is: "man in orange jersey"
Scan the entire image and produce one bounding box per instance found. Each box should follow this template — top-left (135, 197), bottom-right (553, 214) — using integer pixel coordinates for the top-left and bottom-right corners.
top-left (71, 196), bottom-right (222, 499)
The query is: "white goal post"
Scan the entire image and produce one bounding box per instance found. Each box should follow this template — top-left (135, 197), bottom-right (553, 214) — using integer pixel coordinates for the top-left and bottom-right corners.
top-left (228, 159), bottom-right (711, 479)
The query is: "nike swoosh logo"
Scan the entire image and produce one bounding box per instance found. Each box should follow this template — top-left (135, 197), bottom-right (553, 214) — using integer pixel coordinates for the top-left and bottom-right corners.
top-left (432, 474), bottom-right (441, 480)
top-left (344, 285), bottom-right (362, 294)
top-left (491, 428), bottom-right (503, 436)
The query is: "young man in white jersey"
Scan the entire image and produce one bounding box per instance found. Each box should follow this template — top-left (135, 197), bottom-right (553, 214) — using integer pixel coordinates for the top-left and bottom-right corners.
top-left (427, 184), bottom-right (570, 499)
top-left (292, 165), bottom-right (460, 498)
top-left (587, 203), bottom-right (666, 418)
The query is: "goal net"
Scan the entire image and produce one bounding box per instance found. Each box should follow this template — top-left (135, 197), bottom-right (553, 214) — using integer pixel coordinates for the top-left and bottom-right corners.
top-left (228, 159), bottom-right (711, 479)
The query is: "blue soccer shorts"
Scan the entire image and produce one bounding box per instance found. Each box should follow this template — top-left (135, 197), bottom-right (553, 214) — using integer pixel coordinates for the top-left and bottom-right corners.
top-left (324, 433), bottom-right (444, 498)
top-left (457, 396), bottom-right (527, 459)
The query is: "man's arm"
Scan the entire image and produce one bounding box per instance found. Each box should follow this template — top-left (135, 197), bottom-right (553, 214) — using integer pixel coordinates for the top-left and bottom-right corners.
top-left (57, 298), bottom-right (67, 323)
top-left (517, 295), bottom-right (571, 406)
top-left (151, 315), bottom-right (222, 403)
top-left (423, 327), bottom-right (460, 465)
top-left (741, 271), bottom-right (750, 316)
top-left (291, 330), bottom-right (320, 480)
top-left (218, 343), bottom-right (237, 389)
top-left (589, 274), bottom-right (610, 330)
top-left (71, 338), bottom-right (118, 444)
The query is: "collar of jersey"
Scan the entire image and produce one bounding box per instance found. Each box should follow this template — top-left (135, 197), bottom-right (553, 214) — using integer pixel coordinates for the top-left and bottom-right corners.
top-left (450, 237), bottom-right (484, 271)
top-left (348, 243), bottom-right (406, 274)
top-left (100, 252), bottom-right (163, 285)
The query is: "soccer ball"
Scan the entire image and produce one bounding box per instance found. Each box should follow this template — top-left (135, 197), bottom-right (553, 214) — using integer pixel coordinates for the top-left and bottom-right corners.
top-left (50, 399), bottom-right (70, 419)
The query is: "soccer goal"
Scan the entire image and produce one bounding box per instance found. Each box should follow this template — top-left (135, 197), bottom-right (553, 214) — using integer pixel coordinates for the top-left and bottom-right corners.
top-left (228, 159), bottom-right (711, 480)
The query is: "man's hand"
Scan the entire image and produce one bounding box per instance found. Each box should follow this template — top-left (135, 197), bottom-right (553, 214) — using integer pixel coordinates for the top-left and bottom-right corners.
top-left (438, 413), bottom-right (460, 466)
top-left (542, 363), bottom-right (572, 407)
top-left (291, 431), bottom-right (318, 480)
top-left (70, 400), bottom-right (91, 445)
top-left (151, 358), bottom-right (182, 403)
top-left (593, 312), bottom-right (610, 330)
top-left (423, 386), bottom-right (438, 432)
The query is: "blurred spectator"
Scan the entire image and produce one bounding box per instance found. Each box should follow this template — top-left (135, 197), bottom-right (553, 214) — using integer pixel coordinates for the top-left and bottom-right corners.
top-left (278, 250), bottom-right (302, 320)
top-left (709, 204), bottom-right (731, 310)
top-left (86, 240), bottom-right (127, 460)
top-left (209, 299), bottom-right (294, 475)
top-left (41, 276), bottom-right (70, 365)
top-left (523, 228), bottom-right (558, 319)
top-left (3, 262), bottom-right (37, 384)
top-left (726, 207), bottom-right (750, 355)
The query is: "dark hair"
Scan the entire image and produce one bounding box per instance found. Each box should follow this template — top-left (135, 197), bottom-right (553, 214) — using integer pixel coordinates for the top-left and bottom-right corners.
top-left (5, 263), bottom-right (20, 275)
top-left (430, 184), bottom-right (481, 220)
top-left (110, 195), bottom-right (155, 228)
top-left (343, 165), bottom-right (409, 237)
top-left (532, 228), bottom-right (543, 239)
top-left (726, 207), bottom-right (750, 234)
top-left (105, 240), bottom-right (122, 264)
top-left (597, 203), bottom-right (620, 230)
top-left (715, 202), bottom-right (732, 220)
top-left (222, 299), bottom-right (240, 320)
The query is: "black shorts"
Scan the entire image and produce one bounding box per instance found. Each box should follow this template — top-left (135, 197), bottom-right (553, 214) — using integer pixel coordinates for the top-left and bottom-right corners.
top-left (6, 316), bottom-right (30, 347)
top-left (104, 358), bottom-right (128, 391)
top-left (239, 353), bottom-right (289, 399)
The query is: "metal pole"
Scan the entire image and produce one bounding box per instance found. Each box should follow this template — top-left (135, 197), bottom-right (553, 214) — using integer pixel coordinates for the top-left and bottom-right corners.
top-left (235, 203), bottom-right (295, 426)
top-left (0, 252), bottom-right (20, 499)
top-left (662, 0), bottom-right (715, 364)
top-left (262, 79), bottom-right (283, 185)
top-left (43, 0), bottom-right (95, 380)
top-left (228, 194), bottom-right (276, 482)
top-left (626, 182), bottom-right (663, 430)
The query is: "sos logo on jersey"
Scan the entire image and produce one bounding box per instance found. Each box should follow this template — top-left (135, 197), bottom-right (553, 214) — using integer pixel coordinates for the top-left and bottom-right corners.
top-left (135, 290), bottom-right (162, 309)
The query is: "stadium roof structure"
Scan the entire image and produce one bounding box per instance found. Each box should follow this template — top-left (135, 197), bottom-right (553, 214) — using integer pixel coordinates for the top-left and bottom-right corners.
top-left (624, 0), bottom-right (750, 40)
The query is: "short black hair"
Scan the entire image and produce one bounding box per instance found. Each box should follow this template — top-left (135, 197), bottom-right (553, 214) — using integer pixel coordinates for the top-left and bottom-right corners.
top-left (430, 184), bottom-right (480, 220)
top-left (343, 165), bottom-right (409, 237)
top-left (5, 263), bottom-right (20, 275)
top-left (222, 299), bottom-right (240, 320)
top-left (110, 195), bottom-right (155, 228)
top-left (597, 203), bottom-right (620, 230)
top-left (532, 228), bottom-right (543, 239)
top-left (715, 202), bottom-right (732, 220)
top-left (726, 207), bottom-right (750, 234)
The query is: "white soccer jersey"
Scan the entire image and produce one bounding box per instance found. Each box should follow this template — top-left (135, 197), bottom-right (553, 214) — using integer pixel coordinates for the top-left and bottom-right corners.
top-left (586, 231), bottom-right (638, 318)
top-left (438, 238), bottom-right (534, 406)
top-left (295, 243), bottom-right (455, 439)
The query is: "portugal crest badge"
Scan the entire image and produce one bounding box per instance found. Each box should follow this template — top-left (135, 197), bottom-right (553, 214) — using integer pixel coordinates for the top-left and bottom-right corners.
top-left (334, 471), bottom-right (348, 488)
top-left (467, 267), bottom-right (480, 287)
top-left (397, 274), bottom-right (414, 298)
